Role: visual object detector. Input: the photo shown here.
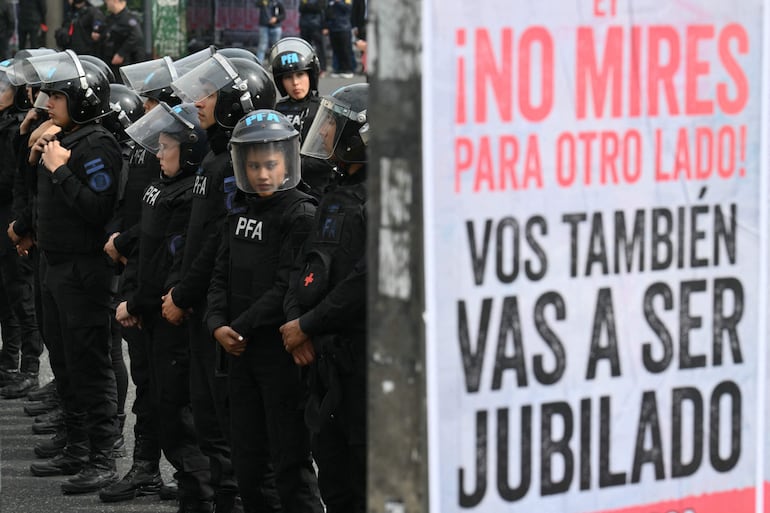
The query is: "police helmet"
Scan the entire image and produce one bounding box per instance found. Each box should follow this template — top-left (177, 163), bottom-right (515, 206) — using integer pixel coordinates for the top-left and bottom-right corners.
top-left (171, 54), bottom-right (277, 130)
top-left (79, 54), bottom-right (116, 83)
top-left (268, 37), bottom-right (320, 96)
top-left (31, 51), bottom-right (111, 124)
top-left (215, 47), bottom-right (259, 64)
top-left (121, 48), bottom-right (215, 106)
top-left (230, 109), bottom-right (301, 195)
top-left (0, 59), bottom-right (30, 112)
top-left (301, 83), bottom-right (368, 165)
top-left (121, 56), bottom-right (179, 105)
top-left (103, 84), bottom-right (143, 143)
top-left (125, 102), bottom-right (208, 176)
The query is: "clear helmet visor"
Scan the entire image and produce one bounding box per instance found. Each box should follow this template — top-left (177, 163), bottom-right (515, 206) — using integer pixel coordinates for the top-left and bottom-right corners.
top-left (173, 47), bottom-right (217, 75)
top-left (6, 59), bottom-right (35, 86)
top-left (170, 55), bottom-right (236, 103)
top-left (33, 91), bottom-right (49, 110)
top-left (27, 51), bottom-right (84, 87)
top-left (300, 96), bottom-right (359, 160)
top-left (231, 138), bottom-right (301, 195)
top-left (6, 49), bottom-right (56, 86)
top-left (125, 102), bottom-right (196, 154)
top-left (120, 57), bottom-right (176, 94)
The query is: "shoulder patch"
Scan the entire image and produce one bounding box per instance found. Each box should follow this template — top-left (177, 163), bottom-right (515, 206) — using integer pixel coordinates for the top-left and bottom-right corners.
top-left (89, 171), bottom-right (112, 192)
top-left (84, 158), bottom-right (105, 175)
top-left (128, 18), bottom-right (138, 26)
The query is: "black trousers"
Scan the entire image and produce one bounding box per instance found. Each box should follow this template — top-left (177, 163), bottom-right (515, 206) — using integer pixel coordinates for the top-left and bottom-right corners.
top-left (228, 333), bottom-right (322, 513)
top-left (118, 271), bottom-right (160, 461)
top-left (18, 25), bottom-right (43, 49)
top-left (0, 247), bottom-right (43, 373)
top-left (188, 312), bottom-right (238, 498)
top-left (39, 251), bottom-right (118, 456)
top-left (144, 312), bottom-right (213, 502)
top-left (300, 26), bottom-right (327, 71)
top-left (123, 322), bottom-right (160, 461)
top-left (328, 30), bottom-right (354, 73)
top-left (310, 343), bottom-right (366, 513)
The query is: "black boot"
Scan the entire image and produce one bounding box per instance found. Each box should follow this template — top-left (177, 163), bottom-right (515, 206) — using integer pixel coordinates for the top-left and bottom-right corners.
top-left (160, 479), bottom-right (179, 500)
top-left (23, 397), bottom-right (59, 416)
top-left (30, 448), bottom-right (88, 476)
top-left (0, 368), bottom-right (19, 386)
top-left (33, 427), bottom-right (67, 458)
top-left (1, 372), bottom-right (38, 399)
top-left (34, 406), bottom-right (64, 424)
top-left (61, 452), bottom-right (119, 494)
top-left (32, 408), bottom-right (64, 434)
top-left (98, 459), bottom-right (163, 502)
top-left (27, 379), bottom-right (57, 402)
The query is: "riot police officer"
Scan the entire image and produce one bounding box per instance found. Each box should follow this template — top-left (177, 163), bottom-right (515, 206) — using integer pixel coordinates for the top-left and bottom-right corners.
top-left (281, 83), bottom-right (370, 513)
top-left (0, 58), bottom-right (44, 400)
top-left (206, 109), bottom-right (323, 513)
top-left (268, 37), bottom-right (334, 199)
top-left (119, 47), bottom-right (214, 113)
top-left (166, 53), bottom-right (279, 513)
top-left (100, 50), bottom-right (214, 505)
top-left (24, 50), bottom-right (122, 495)
top-left (116, 102), bottom-right (214, 512)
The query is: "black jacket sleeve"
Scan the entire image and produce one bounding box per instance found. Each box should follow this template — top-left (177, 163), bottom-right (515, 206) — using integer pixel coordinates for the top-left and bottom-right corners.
top-left (127, 191), bottom-right (192, 315)
top-left (11, 146), bottom-right (34, 237)
top-left (170, 223), bottom-right (223, 310)
top-left (297, 253), bottom-right (366, 336)
top-left (205, 221), bottom-right (231, 335)
top-left (50, 132), bottom-right (121, 228)
top-left (113, 223), bottom-right (140, 258)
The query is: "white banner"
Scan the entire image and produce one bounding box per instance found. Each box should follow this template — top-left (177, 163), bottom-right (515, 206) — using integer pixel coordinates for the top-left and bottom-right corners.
top-left (422, 1), bottom-right (769, 512)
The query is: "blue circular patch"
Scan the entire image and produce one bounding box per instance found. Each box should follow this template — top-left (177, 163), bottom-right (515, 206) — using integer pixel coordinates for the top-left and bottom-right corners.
top-left (89, 172), bottom-right (112, 192)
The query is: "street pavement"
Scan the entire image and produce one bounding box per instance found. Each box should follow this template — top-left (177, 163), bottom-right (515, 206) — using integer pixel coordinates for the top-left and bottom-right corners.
top-left (0, 346), bottom-right (178, 513)
top-left (0, 72), bottom-right (365, 513)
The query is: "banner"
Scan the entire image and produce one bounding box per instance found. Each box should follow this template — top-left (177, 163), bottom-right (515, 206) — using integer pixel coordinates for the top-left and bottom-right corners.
top-left (422, 1), bottom-right (769, 512)
top-left (154, 0), bottom-right (186, 58)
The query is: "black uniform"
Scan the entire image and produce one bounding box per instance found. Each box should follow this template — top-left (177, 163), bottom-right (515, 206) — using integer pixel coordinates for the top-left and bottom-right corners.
top-left (206, 189), bottom-right (322, 513)
top-left (111, 145), bottom-right (163, 464)
top-left (37, 123), bottom-right (122, 466)
top-left (18, 0), bottom-right (47, 49)
top-left (0, 0), bottom-right (13, 59)
top-left (56, 1), bottom-right (104, 56)
top-left (103, 7), bottom-right (145, 82)
top-left (10, 112), bottom-right (47, 366)
top-left (0, 110), bottom-right (42, 377)
top-left (10, 113), bottom-right (46, 244)
top-left (276, 95), bottom-right (333, 199)
top-left (169, 125), bottom-right (246, 508)
top-left (284, 168), bottom-right (367, 513)
top-left (123, 166), bottom-right (215, 505)
top-left (298, 0), bottom-right (327, 72)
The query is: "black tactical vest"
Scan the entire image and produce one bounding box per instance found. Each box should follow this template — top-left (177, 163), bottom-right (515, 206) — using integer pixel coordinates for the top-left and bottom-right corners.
top-left (227, 188), bottom-right (315, 319)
